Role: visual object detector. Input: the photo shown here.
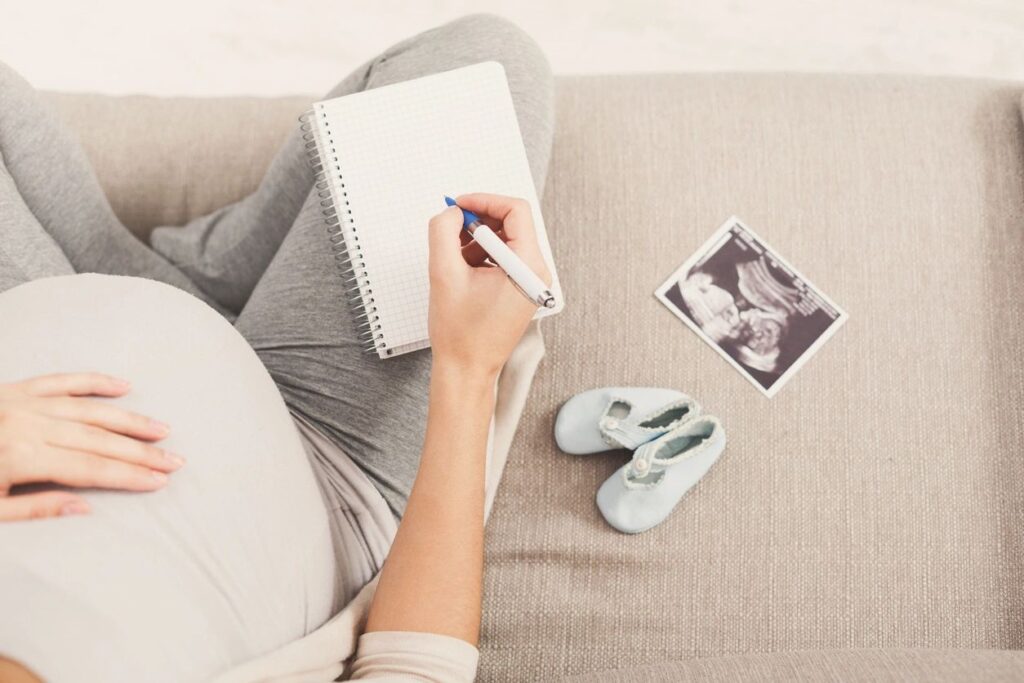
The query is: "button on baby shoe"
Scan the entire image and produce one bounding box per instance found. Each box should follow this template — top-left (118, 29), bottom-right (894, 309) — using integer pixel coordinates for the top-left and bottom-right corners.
top-left (604, 417), bottom-right (620, 430)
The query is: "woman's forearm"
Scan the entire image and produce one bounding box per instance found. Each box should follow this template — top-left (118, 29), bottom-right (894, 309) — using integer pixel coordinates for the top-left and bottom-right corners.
top-left (364, 193), bottom-right (550, 643)
top-left (364, 359), bottom-right (496, 644)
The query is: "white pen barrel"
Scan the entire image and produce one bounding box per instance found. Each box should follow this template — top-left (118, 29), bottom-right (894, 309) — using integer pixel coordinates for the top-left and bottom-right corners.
top-left (471, 225), bottom-right (551, 305)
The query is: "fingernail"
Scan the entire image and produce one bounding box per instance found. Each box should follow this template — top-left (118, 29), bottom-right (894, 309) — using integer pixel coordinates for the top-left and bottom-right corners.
top-left (164, 451), bottom-right (185, 468)
top-left (150, 471), bottom-right (168, 484)
top-left (112, 378), bottom-right (131, 390)
top-left (150, 420), bottom-right (170, 436)
top-left (60, 501), bottom-right (90, 516)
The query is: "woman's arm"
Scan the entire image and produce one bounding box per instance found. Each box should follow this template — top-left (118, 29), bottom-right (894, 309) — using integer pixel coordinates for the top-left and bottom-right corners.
top-left (363, 193), bottom-right (551, 644)
top-left (362, 360), bottom-right (493, 642)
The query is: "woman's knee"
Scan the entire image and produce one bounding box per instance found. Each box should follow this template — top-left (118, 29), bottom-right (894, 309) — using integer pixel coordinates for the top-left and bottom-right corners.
top-left (447, 15), bottom-right (549, 69)
top-left (0, 61), bottom-right (37, 111)
top-left (382, 14), bottom-right (552, 104)
top-left (440, 14), bottom-right (552, 94)
top-left (0, 60), bottom-right (26, 89)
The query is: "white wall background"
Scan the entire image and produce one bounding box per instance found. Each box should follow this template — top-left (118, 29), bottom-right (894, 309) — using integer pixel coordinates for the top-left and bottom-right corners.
top-left (4, 0), bottom-right (1024, 96)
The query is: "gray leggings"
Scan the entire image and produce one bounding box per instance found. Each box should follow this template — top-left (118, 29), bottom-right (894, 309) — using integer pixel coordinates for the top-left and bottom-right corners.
top-left (0, 14), bottom-right (554, 517)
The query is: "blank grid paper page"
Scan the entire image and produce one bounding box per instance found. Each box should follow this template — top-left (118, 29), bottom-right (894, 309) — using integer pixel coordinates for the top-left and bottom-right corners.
top-left (314, 61), bottom-right (561, 357)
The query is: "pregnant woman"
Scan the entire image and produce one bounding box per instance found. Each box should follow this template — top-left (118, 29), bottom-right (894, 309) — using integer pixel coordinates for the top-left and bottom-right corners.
top-left (0, 14), bottom-right (553, 682)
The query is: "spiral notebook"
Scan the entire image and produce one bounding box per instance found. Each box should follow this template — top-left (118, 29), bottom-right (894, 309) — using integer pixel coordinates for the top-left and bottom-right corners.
top-left (300, 61), bottom-right (563, 358)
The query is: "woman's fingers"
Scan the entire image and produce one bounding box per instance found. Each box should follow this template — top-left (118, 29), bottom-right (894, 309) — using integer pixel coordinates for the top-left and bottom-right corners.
top-left (454, 192), bottom-right (524, 220)
top-left (35, 397), bottom-right (169, 441)
top-left (428, 206), bottom-right (470, 277)
top-left (29, 446), bottom-right (170, 492)
top-left (459, 222), bottom-right (504, 247)
top-left (0, 491), bottom-right (90, 522)
top-left (459, 195), bottom-right (552, 289)
top-left (454, 194), bottom-right (548, 279)
top-left (454, 194), bottom-right (540, 247)
top-left (16, 373), bottom-right (131, 398)
top-left (461, 227), bottom-right (508, 266)
top-left (0, 375), bottom-right (178, 503)
top-left (46, 421), bottom-right (183, 473)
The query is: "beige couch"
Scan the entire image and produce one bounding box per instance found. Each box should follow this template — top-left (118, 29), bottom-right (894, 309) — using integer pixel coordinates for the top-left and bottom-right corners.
top-left (46, 72), bottom-right (1024, 681)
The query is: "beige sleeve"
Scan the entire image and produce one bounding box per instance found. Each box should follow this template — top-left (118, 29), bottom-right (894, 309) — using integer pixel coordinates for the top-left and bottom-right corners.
top-left (348, 631), bottom-right (479, 682)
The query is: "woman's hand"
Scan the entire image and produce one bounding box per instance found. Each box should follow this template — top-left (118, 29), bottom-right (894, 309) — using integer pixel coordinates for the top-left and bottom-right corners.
top-left (427, 193), bottom-right (552, 378)
top-left (0, 373), bottom-right (182, 521)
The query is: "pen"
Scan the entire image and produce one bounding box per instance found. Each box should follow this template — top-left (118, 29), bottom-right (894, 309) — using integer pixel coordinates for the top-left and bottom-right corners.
top-left (444, 196), bottom-right (556, 309)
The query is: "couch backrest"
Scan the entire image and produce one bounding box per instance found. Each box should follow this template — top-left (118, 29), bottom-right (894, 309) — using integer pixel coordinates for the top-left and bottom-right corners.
top-left (43, 92), bottom-right (310, 239)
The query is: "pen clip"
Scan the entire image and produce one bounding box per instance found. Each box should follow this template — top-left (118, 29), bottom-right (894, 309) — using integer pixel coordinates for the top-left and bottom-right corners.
top-left (506, 272), bottom-right (539, 306)
top-left (506, 273), bottom-right (554, 308)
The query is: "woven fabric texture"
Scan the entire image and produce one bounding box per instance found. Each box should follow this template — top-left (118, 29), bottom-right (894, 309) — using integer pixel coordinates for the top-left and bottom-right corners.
top-left (568, 648), bottom-right (1024, 682)
top-left (43, 73), bottom-right (1024, 681)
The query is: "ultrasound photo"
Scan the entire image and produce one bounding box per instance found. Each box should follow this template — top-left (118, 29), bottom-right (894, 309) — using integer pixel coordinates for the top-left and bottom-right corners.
top-left (655, 217), bottom-right (847, 397)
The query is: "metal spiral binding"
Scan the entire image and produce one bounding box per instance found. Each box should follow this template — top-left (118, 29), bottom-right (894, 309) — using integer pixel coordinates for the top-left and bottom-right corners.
top-left (299, 110), bottom-right (389, 355)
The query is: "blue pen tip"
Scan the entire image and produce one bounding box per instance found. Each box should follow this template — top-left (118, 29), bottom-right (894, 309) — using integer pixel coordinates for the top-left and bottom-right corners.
top-left (443, 195), bottom-right (479, 229)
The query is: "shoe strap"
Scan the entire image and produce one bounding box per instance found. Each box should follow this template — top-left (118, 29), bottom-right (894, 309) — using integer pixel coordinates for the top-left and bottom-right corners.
top-left (598, 396), bottom-right (697, 451)
top-left (626, 439), bottom-right (660, 481)
top-left (599, 412), bottom-right (658, 450)
top-left (624, 416), bottom-right (721, 487)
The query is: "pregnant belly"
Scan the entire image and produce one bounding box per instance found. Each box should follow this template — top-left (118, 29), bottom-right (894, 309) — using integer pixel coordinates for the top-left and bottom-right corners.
top-left (0, 274), bottom-right (335, 682)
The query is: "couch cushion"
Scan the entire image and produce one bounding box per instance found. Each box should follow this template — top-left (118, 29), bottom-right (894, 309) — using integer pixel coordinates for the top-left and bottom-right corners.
top-left (567, 648), bottom-right (1024, 682)
top-left (48, 74), bottom-right (1024, 681)
top-left (44, 92), bottom-right (310, 238)
top-left (479, 74), bottom-right (1024, 680)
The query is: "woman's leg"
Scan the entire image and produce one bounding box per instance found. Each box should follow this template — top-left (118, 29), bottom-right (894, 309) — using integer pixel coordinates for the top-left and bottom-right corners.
top-left (150, 13), bottom-right (555, 317)
top-left (0, 155), bottom-right (74, 292)
top-left (0, 62), bottom-right (230, 315)
top-left (232, 14), bottom-right (555, 516)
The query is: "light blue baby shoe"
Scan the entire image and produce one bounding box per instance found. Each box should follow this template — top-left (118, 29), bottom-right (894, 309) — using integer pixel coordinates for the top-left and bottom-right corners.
top-left (554, 387), bottom-right (700, 455)
top-left (596, 415), bottom-right (725, 534)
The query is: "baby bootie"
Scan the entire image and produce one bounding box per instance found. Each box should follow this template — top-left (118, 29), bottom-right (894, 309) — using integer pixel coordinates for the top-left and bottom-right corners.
top-left (555, 387), bottom-right (700, 455)
top-left (596, 415), bottom-right (725, 534)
